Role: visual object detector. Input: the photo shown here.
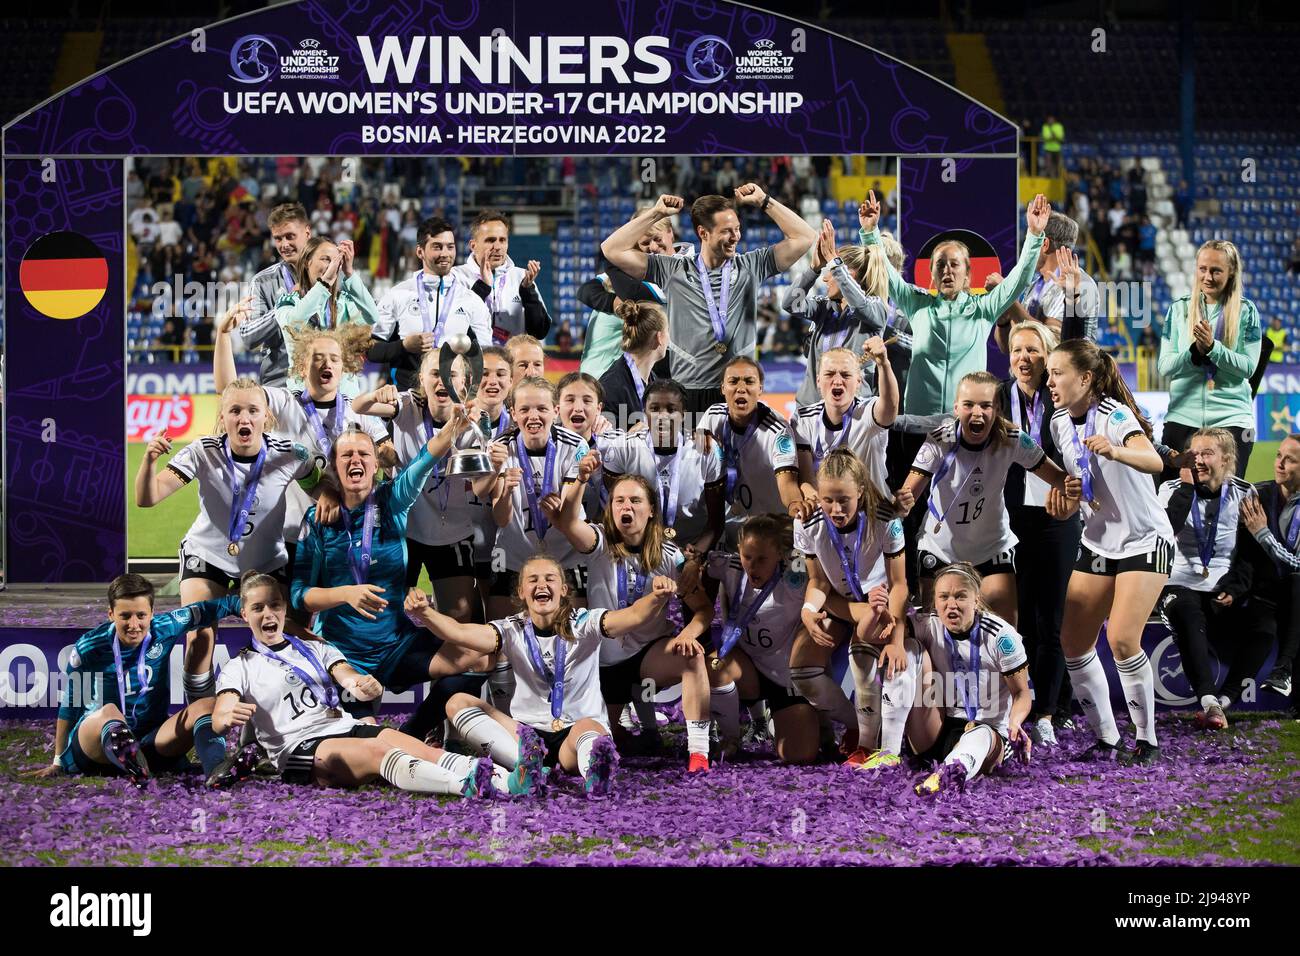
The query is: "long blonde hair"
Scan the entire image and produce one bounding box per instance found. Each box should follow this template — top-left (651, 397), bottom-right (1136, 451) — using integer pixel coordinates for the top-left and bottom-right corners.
top-left (515, 554), bottom-right (577, 642)
top-left (1188, 239), bottom-right (1244, 349)
top-left (958, 371), bottom-right (1016, 448)
top-left (285, 323), bottom-right (371, 383)
top-left (818, 448), bottom-right (885, 549)
top-left (837, 245), bottom-right (889, 301)
top-left (601, 475), bottom-right (669, 576)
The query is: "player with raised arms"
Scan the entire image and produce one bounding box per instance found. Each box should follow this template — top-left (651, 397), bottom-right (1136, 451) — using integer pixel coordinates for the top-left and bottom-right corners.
top-left (24, 575), bottom-right (241, 787)
top-left (899, 370), bottom-right (1072, 623)
top-left (1046, 339), bottom-right (1175, 765)
top-left (551, 461), bottom-right (714, 771)
top-left (793, 342), bottom-right (898, 509)
top-left (135, 377), bottom-right (319, 703)
top-left (404, 553), bottom-right (679, 796)
top-left (211, 572), bottom-right (509, 797)
top-left (793, 448), bottom-right (913, 766)
top-left (291, 404), bottom-right (491, 720)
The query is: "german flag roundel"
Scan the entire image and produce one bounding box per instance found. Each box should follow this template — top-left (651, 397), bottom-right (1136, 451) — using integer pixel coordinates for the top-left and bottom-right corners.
top-left (19, 231), bottom-right (108, 320)
top-left (913, 229), bottom-right (1001, 294)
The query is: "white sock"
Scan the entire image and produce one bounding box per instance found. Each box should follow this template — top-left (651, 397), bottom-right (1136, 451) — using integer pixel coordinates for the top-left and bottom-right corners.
top-left (1115, 650), bottom-right (1158, 746)
top-left (880, 639), bottom-right (921, 756)
top-left (1066, 650), bottom-right (1120, 746)
top-left (183, 670), bottom-right (215, 702)
top-left (488, 661), bottom-right (515, 715)
top-left (710, 682), bottom-right (742, 741)
top-left (790, 666), bottom-right (856, 729)
top-left (632, 695), bottom-right (659, 734)
top-left (379, 748), bottom-right (466, 795)
top-left (1217, 695), bottom-right (1230, 709)
top-left (1200, 694), bottom-right (1218, 711)
top-left (848, 644), bottom-right (883, 750)
top-left (451, 706), bottom-right (518, 767)
top-left (685, 719), bottom-right (711, 757)
top-left (944, 725), bottom-right (997, 782)
top-left (575, 731), bottom-right (601, 777)
top-left (435, 750), bottom-right (477, 778)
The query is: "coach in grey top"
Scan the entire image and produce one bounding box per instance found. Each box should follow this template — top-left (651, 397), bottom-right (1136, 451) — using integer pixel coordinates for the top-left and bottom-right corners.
top-left (991, 211), bottom-right (1101, 345)
top-left (601, 187), bottom-right (816, 414)
top-left (236, 202), bottom-right (313, 387)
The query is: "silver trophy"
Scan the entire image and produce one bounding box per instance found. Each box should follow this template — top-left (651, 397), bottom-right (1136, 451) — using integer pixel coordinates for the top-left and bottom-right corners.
top-left (438, 330), bottom-right (494, 478)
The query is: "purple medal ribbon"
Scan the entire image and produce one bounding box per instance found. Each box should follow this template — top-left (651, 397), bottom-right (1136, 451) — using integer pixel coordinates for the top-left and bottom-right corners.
top-left (1022, 389), bottom-right (1044, 446)
top-left (1189, 481), bottom-right (1232, 574)
top-left (320, 297), bottom-right (333, 330)
top-left (421, 408), bottom-right (454, 511)
top-left (253, 634), bottom-right (341, 711)
top-left (716, 564), bottom-right (783, 660)
top-left (819, 308), bottom-right (853, 354)
top-left (1025, 273), bottom-right (1049, 319)
top-left (110, 631), bottom-right (154, 725)
top-left (694, 255), bottom-right (733, 352)
top-left (1284, 493), bottom-right (1300, 553)
top-left (616, 560), bottom-right (648, 609)
top-left (721, 416), bottom-right (759, 505)
top-left (1067, 405), bottom-right (1099, 506)
top-left (942, 614), bottom-right (982, 723)
top-left (648, 432), bottom-right (688, 529)
top-left (517, 432), bottom-right (559, 542)
top-left (925, 425), bottom-right (981, 530)
top-left (280, 262), bottom-right (296, 296)
top-left (298, 391), bottom-right (344, 456)
top-left (224, 436), bottom-right (268, 556)
top-left (416, 271), bottom-right (457, 344)
top-left (522, 618), bottom-right (567, 723)
top-left (624, 353), bottom-right (648, 406)
top-left (813, 400), bottom-right (857, 473)
top-left (827, 512), bottom-right (869, 601)
top-left (338, 490), bottom-right (378, 585)
top-left (488, 266), bottom-right (509, 317)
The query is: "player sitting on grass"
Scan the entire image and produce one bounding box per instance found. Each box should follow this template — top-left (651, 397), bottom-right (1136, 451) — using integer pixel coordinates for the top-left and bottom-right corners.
top-left (208, 572), bottom-right (527, 797)
top-left (24, 574), bottom-right (241, 788)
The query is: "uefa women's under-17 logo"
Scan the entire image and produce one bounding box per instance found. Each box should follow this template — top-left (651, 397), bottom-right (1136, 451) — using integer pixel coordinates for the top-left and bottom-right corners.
top-left (229, 35), bottom-right (279, 83)
top-left (685, 35), bottom-right (733, 84)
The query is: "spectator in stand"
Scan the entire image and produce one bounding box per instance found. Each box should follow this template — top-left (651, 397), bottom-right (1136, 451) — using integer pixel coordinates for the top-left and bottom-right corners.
top-left (715, 159), bottom-right (740, 195)
top-left (1128, 166), bottom-right (1148, 217)
top-left (1107, 200), bottom-right (1126, 235)
top-left (129, 200), bottom-right (160, 254)
top-left (1174, 179), bottom-right (1192, 228)
top-left (1040, 115), bottom-right (1064, 177)
top-left (1288, 238), bottom-right (1300, 275)
top-left (1137, 216), bottom-right (1158, 266)
top-left (1139, 324), bottom-right (1160, 353)
top-left (811, 156), bottom-right (832, 199)
top-left (554, 321), bottom-right (575, 351)
top-left (1267, 317), bottom-right (1288, 360)
top-left (1111, 242), bottom-right (1134, 280)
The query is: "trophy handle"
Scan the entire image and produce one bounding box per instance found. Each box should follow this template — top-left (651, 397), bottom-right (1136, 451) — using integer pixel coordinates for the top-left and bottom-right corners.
top-left (437, 330), bottom-right (490, 452)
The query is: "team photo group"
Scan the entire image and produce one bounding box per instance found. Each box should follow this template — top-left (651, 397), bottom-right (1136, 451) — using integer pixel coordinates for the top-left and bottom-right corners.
top-left (29, 167), bottom-right (1292, 813)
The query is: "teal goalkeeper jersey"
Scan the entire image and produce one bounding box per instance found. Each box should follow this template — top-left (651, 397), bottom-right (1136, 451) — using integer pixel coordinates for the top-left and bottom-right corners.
top-left (57, 595), bottom-right (242, 731)
top-left (1157, 295), bottom-right (1262, 431)
top-left (291, 447), bottom-right (437, 681)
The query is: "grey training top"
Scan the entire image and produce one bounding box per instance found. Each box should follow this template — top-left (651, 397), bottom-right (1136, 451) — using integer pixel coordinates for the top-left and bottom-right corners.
top-left (237, 260), bottom-right (296, 386)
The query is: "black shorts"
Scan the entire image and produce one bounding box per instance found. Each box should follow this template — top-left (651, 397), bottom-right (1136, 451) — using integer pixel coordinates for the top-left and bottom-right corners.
top-left (406, 537), bottom-right (476, 586)
top-left (535, 725), bottom-right (573, 769)
top-left (379, 628), bottom-right (446, 691)
top-left (599, 641), bottom-right (657, 706)
top-left (281, 723), bottom-right (385, 785)
top-left (741, 671), bottom-right (809, 715)
top-left (918, 547), bottom-right (1016, 581)
top-left (179, 546), bottom-right (289, 590)
top-left (489, 567), bottom-right (585, 599)
top-left (1074, 539), bottom-right (1174, 577)
top-left (910, 716), bottom-right (1005, 766)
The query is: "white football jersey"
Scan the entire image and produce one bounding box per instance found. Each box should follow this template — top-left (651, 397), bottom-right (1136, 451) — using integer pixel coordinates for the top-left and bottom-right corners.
top-left (490, 608), bottom-right (609, 732)
top-left (373, 270), bottom-right (493, 352)
top-left (216, 639), bottom-right (357, 772)
top-left (705, 550), bottom-right (807, 687)
top-left (792, 397), bottom-right (889, 495)
top-left (696, 402), bottom-right (799, 519)
top-left (572, 524), bottom-right (683, 663)
top-left (1158, 476), bottom-right (1252, 590)
top-left (601, 431), bottom-right (724, 544)
top-left (913, 419), bottom-right (1045, 565)
top-left (264, 386), bottom-right (390, 535)
top-left (794, 506), bottom-right (905, 599)
top-left (1050, 400), bottom-right (1175, 560)
top-left (168, 434), bottom-right (314, 574)
top-left (388, 390), bottom-right (486, 547)
top-left (489, 424), bottom-right (590, 571)
top-left (907, 607), bottom-right (1028, 737)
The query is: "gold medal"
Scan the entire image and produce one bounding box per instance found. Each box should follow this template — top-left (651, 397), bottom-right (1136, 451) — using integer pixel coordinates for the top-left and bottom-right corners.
top-left (327, 708), bottom-right (342, 719)
top-left (1201, 567), bottom-right (1210, 578)
top-left (227, 541), bottom-right (240, 557)
top-left (934, 522), bottom-right (943, 533)
top-left (713, 341), bottom-right (728, 355)
top-left (710, 655), bottom-right (723, 671)
top-left (1089, 499), bottom-right (1100, 510)
top-left (551, 718), bottom-right (563, 732)
top-left (1206, 379), bottom-right (1216, 391)
top-left (664, 527), bottom-right (677, 539)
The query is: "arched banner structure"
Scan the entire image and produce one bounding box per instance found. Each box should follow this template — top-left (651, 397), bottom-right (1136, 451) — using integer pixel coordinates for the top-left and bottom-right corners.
top-left (3, 0), bottom-right (1019, 584)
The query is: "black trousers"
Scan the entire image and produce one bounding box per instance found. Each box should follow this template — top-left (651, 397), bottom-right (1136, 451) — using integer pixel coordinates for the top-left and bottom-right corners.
top-left (1160, 586), bottom-right (1276, 704)
top-left (1159, 420), bottom-right (1253, 482)
top-left (683, 386), bottom-right (724, 419)
top-left (894, 430), bottom-right (929, 599)
top-left (1010, 504), bottom-right (1082, 718)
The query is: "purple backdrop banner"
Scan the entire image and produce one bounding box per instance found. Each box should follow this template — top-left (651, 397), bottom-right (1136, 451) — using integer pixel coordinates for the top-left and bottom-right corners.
top-left (4, 159), bottom-right (126, 583)
top-left (2, 1), bottom-right (1015, 157)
